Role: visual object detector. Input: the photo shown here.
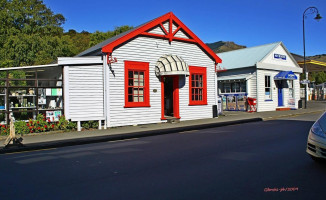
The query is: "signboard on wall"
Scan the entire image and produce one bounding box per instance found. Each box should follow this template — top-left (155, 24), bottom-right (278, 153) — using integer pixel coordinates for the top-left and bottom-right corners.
top-left (288, 98), bottom-right (295, 108)
top-left (274, 53), bottom-right (286, 60)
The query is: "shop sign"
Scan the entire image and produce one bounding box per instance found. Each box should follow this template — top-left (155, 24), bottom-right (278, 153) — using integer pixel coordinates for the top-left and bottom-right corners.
top-left (300, 80), bottom-right (310, 84)
top-left (274, 53), bottom-right (286, 60)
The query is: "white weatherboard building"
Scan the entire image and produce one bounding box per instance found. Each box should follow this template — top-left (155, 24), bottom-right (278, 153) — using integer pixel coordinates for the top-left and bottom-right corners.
top-left (60, 12), bottom-right (222, 129)
top-left (216, 42), bottom-right (302, 112)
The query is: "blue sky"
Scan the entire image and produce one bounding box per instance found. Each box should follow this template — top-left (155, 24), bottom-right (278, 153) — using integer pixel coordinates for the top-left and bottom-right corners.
top-left (43, 0), bottom-right (325, 56)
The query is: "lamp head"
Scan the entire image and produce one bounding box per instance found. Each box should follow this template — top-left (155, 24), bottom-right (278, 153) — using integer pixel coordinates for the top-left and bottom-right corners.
top-left (314, 13), bottom-right (322, 21)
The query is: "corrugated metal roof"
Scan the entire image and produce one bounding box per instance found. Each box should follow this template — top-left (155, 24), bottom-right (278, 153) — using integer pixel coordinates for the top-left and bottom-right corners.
top-left (217, 42), bottom-right (280, 70)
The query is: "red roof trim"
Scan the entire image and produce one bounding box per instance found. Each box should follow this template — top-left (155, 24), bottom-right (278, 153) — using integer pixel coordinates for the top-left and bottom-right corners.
top-left (102, 12), bottom-right (221, 64)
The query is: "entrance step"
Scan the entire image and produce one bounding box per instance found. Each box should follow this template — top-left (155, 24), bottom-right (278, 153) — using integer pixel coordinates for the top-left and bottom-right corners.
top-left (276, 107), bottom-right (291, 111)
top-left (166, 117), bottom-right (180, 123)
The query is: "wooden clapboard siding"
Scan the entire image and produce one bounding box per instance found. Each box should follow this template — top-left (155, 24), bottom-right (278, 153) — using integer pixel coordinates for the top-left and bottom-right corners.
top-left (294, 76), bottom-right (300, 107)
top-left (256, 70), bottom-right (300, 111)
top-left (248, 72), bottom-right (257, 98)
top-left (148, 26), bottom-right (165, 35)
top-left (172, 23), bottom-right (178, 32)
top-left (174, 29), bottom-right (189, 39)
top-left (107, 36), bottom-right (215, 127)
top-left (163, 22), bottom-right (169, 32)
top-left (256, 69), bottom-right (278, 112)
top-left (66, 65), bottom-right (105, 121)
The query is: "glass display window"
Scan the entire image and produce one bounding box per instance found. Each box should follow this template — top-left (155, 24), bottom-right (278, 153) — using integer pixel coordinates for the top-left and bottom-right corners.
top-left (0, 66), bottom-right (63, 124)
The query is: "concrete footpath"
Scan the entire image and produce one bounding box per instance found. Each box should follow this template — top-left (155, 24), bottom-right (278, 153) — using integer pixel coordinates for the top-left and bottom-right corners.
top-left (1, 101), bottom-right (325, 154)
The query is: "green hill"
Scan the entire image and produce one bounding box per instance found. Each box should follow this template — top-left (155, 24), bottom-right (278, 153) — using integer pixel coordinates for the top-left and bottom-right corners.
top-left (206, 41), bottom-right (246, 53)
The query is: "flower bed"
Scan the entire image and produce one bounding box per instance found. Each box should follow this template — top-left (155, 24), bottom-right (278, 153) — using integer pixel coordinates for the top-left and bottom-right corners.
top-left (0, 114), bottom-right (98, 136)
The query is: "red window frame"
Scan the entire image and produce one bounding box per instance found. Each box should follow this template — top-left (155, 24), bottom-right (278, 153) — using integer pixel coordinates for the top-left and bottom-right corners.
top-left (189, 66), bottom-right (207, 105)
top-left (124, 61), bottom-right (150, 108)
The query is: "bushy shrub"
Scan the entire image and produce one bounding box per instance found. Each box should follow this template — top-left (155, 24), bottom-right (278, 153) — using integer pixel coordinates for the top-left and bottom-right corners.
top-left (91, 121), bottom-right (99, 129)
top-left (67, 121), bottom-right (77, 130)
top-left (13, 114), bottom-right (77, 134)
top-left (0, 125), bottom-right (9, 136)
top-left (81, 120), bottom-right (99, 130)
top-left (82, 121), bottom-right (90, 130)
top-left (15, 121), bottom-right (29, 135)
top-left (27, 114), bottom-right (50, 133)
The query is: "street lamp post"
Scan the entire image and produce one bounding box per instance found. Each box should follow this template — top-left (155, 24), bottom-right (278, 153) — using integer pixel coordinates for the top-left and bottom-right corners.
top-left (303, 7), bottom-right (322, 109)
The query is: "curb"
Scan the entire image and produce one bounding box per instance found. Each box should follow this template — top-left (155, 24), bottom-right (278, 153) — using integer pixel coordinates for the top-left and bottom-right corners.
top-left (262, 110), bottom-right (324, 121)
top-left (0, 118), bottom-right (262, 154)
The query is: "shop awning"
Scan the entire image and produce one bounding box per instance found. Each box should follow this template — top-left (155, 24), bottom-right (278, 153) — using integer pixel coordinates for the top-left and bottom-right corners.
top-left (217, 74), bottom-right (253, 81)
top-left (274, 71), bottom-right (297, 80)
top-left (155, 55), bottom-right (189, 76)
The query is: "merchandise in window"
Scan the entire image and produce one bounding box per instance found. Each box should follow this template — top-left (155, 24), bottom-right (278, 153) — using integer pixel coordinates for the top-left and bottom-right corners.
top-left (189, 66), bottom-right (207, 105)
top-left (220, 81), bottom-right (246, 94)
top-left (0, 67), bottom-right (64, 124)
top-left (124, 61), bottom-right (150, 107)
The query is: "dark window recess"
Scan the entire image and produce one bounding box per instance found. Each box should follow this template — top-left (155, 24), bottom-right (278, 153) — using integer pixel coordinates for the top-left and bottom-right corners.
top-left (0, 66), bottom-right (64, 125)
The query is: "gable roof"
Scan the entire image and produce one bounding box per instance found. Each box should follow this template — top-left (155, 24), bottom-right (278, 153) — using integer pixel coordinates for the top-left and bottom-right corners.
top-left (77, 12), bottom-right (221, 64)
top-left (217, 42), bottom-right (280, 70)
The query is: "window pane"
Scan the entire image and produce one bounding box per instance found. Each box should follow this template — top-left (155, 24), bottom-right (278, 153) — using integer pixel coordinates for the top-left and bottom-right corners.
top-left (38, 80), bottom-right (62, 87)
top-left (231, 83), bottom-right (235, 93)
top-left (139, 88), bottom-right (143, 95)
top-left (139, 96), bottom-right (144, 102)
top-left (139, 79), bottom-right (144, 86)
top-left (225, 83), bottom-right (230, 93)
top-left (265, 88), bottom-right (271, 99)
top-left (128, 71), bottom-right (133, 78)
top-left (0, 71), bottom-right (7, 79)
top-left (133, 96), bottom-right (138, 102)
top-left (134, 72), bottom-right (139, 79)
top-left (240, 82), bottom-right (246, 92)
top-left (128, 87), bottom-right (133, 95)
top-left (139, 72), bottom-right (144, 79)
top-left (0, 80), bottom-right (6, 86)
top-left (133, 88), bottom-right (138, 95)
top-left (128, 95), bottom-right (133, 102)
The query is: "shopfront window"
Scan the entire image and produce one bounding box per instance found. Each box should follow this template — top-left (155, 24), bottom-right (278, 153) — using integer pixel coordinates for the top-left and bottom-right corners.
top-left (223, 83), bottom-right (231, 93)
top-left (0, 66), bottom-right (63, 124)
top-left (220, 81), bottom-right (246, 94)
top-left (265, 75), bottom-right (272, 99)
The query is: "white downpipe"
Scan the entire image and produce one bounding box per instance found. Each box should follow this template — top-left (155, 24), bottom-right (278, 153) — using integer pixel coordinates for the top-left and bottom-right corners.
top-left (103, 54), bottom-right (108, 129)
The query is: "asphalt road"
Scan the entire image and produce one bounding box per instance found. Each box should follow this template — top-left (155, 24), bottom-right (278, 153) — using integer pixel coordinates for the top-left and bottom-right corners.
top-left (1, 113), bottom-right (326, 200)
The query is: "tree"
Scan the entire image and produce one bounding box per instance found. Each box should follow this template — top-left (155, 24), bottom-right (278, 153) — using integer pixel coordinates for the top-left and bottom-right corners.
top-left (89, 25), bottom-right (133, 47)
top-left (310, 71), bottom-right (326, 85)
top-left (0, 0), bottom-right (134, 67)
top-left (0, 0), bottom-right (74, 67)
top-left (64, 29), bottom-right (90, 55)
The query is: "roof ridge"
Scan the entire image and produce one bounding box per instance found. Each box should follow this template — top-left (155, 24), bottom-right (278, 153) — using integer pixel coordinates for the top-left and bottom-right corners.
top-left (217, 41), bottom-right (281, 55)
